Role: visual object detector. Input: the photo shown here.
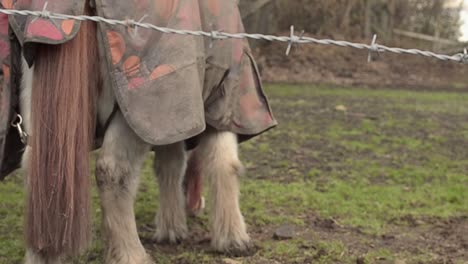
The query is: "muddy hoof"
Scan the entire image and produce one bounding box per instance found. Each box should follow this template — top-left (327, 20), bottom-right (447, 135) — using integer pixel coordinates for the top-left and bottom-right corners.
top-left (220, 241), bottom-right (258, 258)
top-left (153, 228), bottom-right (187, 245)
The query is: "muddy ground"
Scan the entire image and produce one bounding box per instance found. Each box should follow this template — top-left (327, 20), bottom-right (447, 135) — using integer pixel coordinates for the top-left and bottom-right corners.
top-left (1, 84), bottom-right (467, 264)
top-left (1, 38), bottom-right (468, 263)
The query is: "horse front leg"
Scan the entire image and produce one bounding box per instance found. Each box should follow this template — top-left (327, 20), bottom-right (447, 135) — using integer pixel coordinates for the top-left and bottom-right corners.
top-left (196, 130), bottom-right (253, 256)
top-left (153, 142), bottom-right (188, 243)
top-left (96, 112), bottom-right (153, 264)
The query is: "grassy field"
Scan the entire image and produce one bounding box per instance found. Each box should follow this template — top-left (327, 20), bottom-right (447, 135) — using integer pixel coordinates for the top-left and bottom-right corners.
top-left (1, 84), bottom-right (467, 264)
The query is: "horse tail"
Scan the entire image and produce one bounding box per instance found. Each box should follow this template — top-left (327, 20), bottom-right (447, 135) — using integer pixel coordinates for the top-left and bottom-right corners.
top-left (26, 14), bottom-right (99, 257)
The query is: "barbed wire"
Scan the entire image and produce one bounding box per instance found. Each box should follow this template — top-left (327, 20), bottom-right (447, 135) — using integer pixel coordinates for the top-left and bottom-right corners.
top-left (0, 7), bottom-right (467, 64)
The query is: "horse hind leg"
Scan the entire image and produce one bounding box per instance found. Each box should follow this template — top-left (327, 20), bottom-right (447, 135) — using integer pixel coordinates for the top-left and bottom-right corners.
top-left (184, 149), bottom-right (206, 217)
top-left (153, 142), bottom-right (188, 243)
top-left (196, 130), bottom-right (254, 256)
top-left (96, 112), bottom-right (153, 264)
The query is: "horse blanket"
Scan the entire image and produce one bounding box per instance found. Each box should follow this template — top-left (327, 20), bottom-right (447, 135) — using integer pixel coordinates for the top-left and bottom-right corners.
top-left (0, 0), bottom-right (277, 180)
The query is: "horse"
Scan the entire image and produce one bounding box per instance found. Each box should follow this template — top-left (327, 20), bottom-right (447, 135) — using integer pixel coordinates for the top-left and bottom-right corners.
top-left (19, 23), bottom-right (246, 264)
top-left (1, 0), bottom-right (278, 263)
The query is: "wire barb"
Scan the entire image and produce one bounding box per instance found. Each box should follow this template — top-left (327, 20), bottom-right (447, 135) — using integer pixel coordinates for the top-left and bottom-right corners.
top-left (32, 1), bottom-right (50, 22)
top-left (209, 29), bottom-right (224, 49)
top-left (285, 25), bottom-right (304, 56)
top-left (461, 48), bottom-right (468, 64)
top-left (127, 14), bottom-right (148, 38)
top-left (368, 34), bottom-right (379, 63)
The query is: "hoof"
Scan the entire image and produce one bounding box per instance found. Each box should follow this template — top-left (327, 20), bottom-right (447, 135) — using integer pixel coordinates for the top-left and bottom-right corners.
top-left (153, 227), bottom-right (188, 244)
top-left (213, 237), bottom-right (258, 257)
top-left (104, 252), bottom-right (154, 264)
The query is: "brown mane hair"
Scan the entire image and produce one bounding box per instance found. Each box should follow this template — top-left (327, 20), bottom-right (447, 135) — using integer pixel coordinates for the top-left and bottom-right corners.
top-left (26, 6), bottom-right (99, 257)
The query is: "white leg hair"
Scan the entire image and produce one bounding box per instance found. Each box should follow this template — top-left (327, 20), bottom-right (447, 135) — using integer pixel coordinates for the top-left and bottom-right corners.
top-left (153, 142), bottom-right (188, 243)
top-left (20, 56), bottom-right (32, 170)
top-left (196, 130), bottom-right (252, 254)
top-left (95, 112), bottom-right (153, 264)
top-left (21, 57), bottom-right (63, 264)
top-left (20, 56), bottom-right (32, 134)
top-left (24, 250), bottom-right (62, 264)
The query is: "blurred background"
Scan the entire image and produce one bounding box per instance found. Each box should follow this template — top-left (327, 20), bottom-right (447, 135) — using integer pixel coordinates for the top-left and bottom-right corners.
top-left (242, 0), bottom-right (467, 45)
top-left (240, 0), bottom-right (468, 90)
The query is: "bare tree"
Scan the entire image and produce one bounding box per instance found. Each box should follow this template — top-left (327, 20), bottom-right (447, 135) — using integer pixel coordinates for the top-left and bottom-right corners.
top-left (268, 0), bottom-right (462, 42)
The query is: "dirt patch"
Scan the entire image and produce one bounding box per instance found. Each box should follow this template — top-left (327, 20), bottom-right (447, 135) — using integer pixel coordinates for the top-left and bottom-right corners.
top-left (139, 214), bottom-right (468, 263)
top-left (300, 215), bottom-right (468, 263)
top-left (386, 216), bottom-right (468, 261)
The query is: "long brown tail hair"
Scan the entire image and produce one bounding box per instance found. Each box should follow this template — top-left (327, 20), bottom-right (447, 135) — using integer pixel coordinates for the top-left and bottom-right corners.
top-left (26, 11), bottom-right (99, 257)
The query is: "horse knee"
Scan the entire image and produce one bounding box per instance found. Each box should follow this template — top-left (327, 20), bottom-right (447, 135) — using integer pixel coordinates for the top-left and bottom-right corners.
top-left (96, 157), bottom-right (137, 196)
top-left (96, 157), bottom-right (124, 187)
top-left (198, 131), bottom-right (244, 183)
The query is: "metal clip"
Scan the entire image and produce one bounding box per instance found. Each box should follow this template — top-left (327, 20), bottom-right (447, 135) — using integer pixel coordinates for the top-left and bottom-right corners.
top-left (11, 114), bottom-right (28, 144)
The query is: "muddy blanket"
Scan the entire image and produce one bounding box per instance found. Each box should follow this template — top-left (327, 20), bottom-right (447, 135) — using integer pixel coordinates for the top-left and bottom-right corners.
top-left (4, 0), bottom-right (277, 143)
top-left (0, 0), bottom-right (277, 178)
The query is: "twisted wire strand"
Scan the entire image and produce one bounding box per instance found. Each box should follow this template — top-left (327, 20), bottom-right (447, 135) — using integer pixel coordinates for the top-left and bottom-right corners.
top-left (0, 8), bottom-right (467, 64)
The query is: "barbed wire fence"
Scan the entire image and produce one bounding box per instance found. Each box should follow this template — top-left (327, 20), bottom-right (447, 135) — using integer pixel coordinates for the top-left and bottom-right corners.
top-left (0, 6), bottom-right (467, 64)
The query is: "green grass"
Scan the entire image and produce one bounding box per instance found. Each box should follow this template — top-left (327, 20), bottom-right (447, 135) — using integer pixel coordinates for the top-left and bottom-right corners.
top-left (1, 84), bottom-right (467, 263)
